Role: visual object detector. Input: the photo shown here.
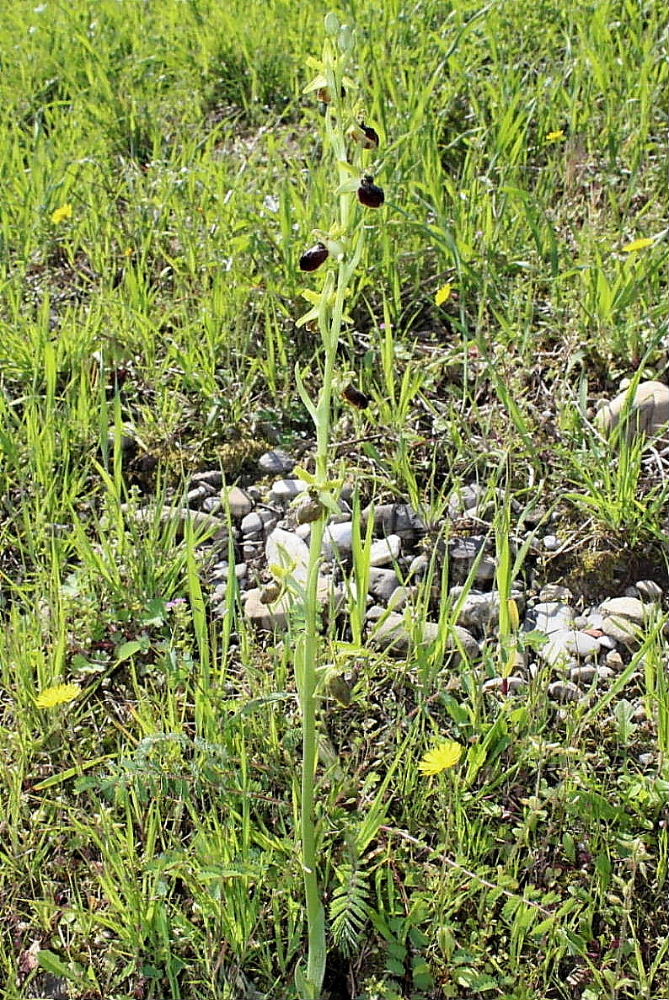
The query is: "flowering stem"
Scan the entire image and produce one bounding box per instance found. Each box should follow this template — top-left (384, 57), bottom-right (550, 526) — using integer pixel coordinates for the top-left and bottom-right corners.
top-left (293, 13), bottom-right (379, 995)
top-left (301, 250), bottom-right (362, 1000)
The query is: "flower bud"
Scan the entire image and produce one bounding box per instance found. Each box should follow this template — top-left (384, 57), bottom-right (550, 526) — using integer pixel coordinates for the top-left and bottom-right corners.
top-left (299, 242), bottom-right (329, 272)
top-left (324, 11), bottom-right (340, 36)
top-left (260, 582), bottom-right (282, 605)
top-left (297, 498), bottom-right (325, 524)
top-left (338, 24), bottom-right (354, 52)
top-left (357, 175), bottom-right (385, 209)
top-left (327, 674), bottom-right (352, 707)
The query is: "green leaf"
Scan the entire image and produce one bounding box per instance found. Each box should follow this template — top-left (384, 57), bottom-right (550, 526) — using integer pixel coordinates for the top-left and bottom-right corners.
top-left (115, 640), bottom-right (143, 662)
top-left (294, 366), bottom-right (317, 421)
top-left (37, 950), bottom-right (79, 983)
top-left (465, 743), bottom-right (487, 784)
top-left (32, 754), bottom-right (117, 791)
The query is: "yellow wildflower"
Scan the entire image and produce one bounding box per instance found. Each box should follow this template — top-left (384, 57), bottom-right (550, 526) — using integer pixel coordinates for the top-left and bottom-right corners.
top-left (51, 203), bottom-right (73, 224)
top-left (36, 683), bottom-right (81, 709)
top-left (418, 739), bottom-right (463, 776)
top-left (622, 237), bottom-right (653, 253)
top-left (545, 129), bottom-right (565, 143)
top-left (435, 283), bottom-right (452, 307)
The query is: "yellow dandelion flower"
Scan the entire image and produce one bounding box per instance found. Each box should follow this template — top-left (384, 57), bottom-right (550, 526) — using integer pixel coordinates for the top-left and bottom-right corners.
top-left (545, 129), bottom-right (565, 143)
top-left (435, 283), bottom-right (452, 307)
top-left (51, 203), bottom-right (73, 224)
top-left (418, 739), bottom-right (463, 776)
top-left (622, 237), bottom-right (653, 253)
top-left (36, 683), bottom-right (81, 709)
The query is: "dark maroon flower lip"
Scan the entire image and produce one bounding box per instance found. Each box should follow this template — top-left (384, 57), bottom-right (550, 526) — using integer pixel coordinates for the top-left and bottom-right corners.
top-left (342, 383), bottom-right (370, 409)
top-left (357, 175), bottom-right (385, 208)
top-left (299, 242), bottom-right (329, 272)
top-left (359, 122), bottom-right (380, 149)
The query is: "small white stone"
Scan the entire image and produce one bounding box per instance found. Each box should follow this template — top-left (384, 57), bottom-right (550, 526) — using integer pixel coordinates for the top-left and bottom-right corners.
top-left (539, 584), bottom-right (573, 603)
top-left (548, 681), bottom-right (581, 703)
top-left (605, 649), bottom-right (624, 670)
top-left (482, 675), bottom-right (526, 693)
top-left (223, 485), bottom-right (254, 519)
top-left (636, 579), bottom-right (663, 602)
top-left (601, 615), bottom-right (642, 646)
top-left (569, 665), bottom-right (598, 684)
top-left (266, 528), bottom-right (310, 585)
top-left (527, 602), bottom-right (575, 635)
top-left (599, 597), bottom-right (645, 624)
top-left (322, 521), bottom-right (354, 559)
top-left (259, 449), bottom-right (295, 475)
top-left (369, 534), bottom-right (401, 567)
top-left (241, 511), bottom-right (264, 537)
top-left (270, 478), bottom-right (308, 503)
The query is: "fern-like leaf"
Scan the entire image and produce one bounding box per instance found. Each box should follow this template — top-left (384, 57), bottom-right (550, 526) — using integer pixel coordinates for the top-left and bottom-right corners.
top-left (329, 864), bottom-right (373, 956)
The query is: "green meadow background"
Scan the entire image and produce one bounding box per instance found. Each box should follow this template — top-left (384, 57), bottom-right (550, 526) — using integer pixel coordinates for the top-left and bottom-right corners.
top-left (1, 1), bottom-right (668, 998)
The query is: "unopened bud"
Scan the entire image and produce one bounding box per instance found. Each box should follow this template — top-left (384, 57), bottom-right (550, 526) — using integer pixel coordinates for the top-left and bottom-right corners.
top-left (324, 11), bottom-right (340, 36)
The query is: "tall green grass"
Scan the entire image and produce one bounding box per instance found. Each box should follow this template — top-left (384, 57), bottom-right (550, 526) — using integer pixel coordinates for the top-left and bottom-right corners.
top-left (1, 1), bottom-right (669, 997)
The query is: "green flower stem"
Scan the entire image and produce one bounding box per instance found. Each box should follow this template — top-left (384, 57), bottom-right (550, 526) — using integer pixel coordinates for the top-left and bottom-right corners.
top-left (299, 512), bottom-right (326, 996)
top-left (296, 16), bottom-right (367, 996)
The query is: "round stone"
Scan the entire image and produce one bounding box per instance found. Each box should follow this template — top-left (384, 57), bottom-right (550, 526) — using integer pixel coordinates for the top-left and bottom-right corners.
top-left (323, 521), bottom-right (354, 559)
top-left (601, 615), bottom-right (642, 646)
top-left (266, 528), bottom-right (310, 585)
top-left (368, 567), bottom-right (400, 603)
top-left (387, 586), bottom-right (413, 612)
top-left (408, 554), bottom-right (429, 580)
top-left (270, 478), bottom-right (309, 503)
top-left (569, 665), bottom-right (598, 684)
top-left (548, 681), bottom-right (581, 703)
top-left (241, 511), bottom-right (264, 538)
top-left (525, 602), bottom-right (575, 636)
top-left (482, 675), bottom-right (527, 693)
top-left (369, 534), bottom-right (401, 567)
top-left (599, 596), bottom-right (645, 624)
top-left (224, 485), bottom-right (254, 519)
top-left (258, 449), bottom-right (295, 475)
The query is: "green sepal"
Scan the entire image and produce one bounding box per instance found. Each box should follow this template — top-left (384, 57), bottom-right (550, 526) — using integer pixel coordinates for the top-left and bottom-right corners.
top-left (302, 73), bottom-right (328, 94)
